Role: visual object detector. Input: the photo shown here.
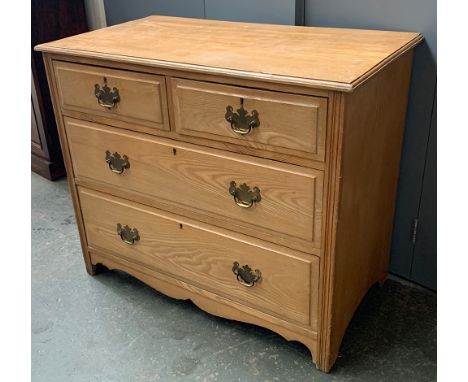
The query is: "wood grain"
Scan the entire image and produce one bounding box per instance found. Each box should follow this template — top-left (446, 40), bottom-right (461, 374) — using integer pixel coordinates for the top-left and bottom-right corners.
top-left (80, 187), bottom-right (319, 327)
top-left (317, 91), bottom-right (345, 372)
top-left (170, 78), bottom-right (327, 161)
top-left (59, 108), bottom-right (326, 170)
top-left (54, 61), bottom-right (169, 130)
top-left (65, 118), bottom-right (323, 252)
top-left (47, 55), bottom-right (329, 169)
top-left (37, 17), bottom-right (420, 372)
top-left (35, 15), bottom-right (423, 91)
top-left (48, 52), bottom-right (330, 97)
top-left (89, 249), bottom-right (319, 361)
top-left (318, 51), bottom-right (414, 372)
top-left (42, 54), bottom-right (95, 274)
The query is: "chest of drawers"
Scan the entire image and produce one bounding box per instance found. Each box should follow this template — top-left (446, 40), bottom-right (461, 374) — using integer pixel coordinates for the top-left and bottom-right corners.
top-left (36, 16), bottom-right (422, 372)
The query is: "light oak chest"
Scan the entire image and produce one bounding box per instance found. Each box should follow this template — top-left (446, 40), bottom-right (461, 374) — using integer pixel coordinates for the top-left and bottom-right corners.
top-left (36, 16), bottom-right (422, 372)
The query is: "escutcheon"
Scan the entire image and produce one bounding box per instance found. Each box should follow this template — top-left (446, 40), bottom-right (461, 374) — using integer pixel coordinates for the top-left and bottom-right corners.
top-left (232, 262), bottom-right (262, 287)
top-left (225, 98), bottom-right (260, 135)
top-left (94, 78), bottom-right (120, 109)
top-left (105, 150), bottom-right (130, 174)
top-left (116, 223), bottom-right (140, 245)
top-left (229, 181), bottom-right (261, 208)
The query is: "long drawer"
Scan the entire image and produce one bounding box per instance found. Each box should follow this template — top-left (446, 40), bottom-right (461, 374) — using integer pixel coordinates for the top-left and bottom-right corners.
top-left (54, 61), bottom-right (169, 130)
top-left (170, 78), bottom-right (327, 161)
top-left (79, 187), bottom-right (319, 328)
top-left (65, 118), bottom-right (323, 252)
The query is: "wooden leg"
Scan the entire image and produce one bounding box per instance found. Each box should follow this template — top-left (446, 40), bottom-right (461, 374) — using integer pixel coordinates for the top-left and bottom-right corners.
top-left (87, 262), bottom-right (108, 276)
top-left (315, 341), bottom-right (339, 373)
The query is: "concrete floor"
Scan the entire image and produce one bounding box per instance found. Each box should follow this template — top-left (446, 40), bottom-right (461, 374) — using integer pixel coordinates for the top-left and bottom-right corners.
top-left (32, 172), bottom-right (436, 381)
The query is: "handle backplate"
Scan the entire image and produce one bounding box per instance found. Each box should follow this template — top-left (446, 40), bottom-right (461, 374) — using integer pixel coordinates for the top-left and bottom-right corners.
top-left (116, 223), bottom-right (140, 245)
top-left (94, 78), bottom-right (120, 109)
top-left (105, 150), bottom-right (130, 174)
top-left (225, 98), bottom-right (260, 135)
top-left (229, 181), bottom-right (261, 208)
top-left (232, 261), bottom-right (262, 287)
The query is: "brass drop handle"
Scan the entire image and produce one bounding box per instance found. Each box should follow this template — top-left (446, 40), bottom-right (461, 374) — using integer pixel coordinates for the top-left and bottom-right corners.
top-left (94, 78), bottom-right (120, 109)
top-left (105, 150), bottom-right (130, 174)
top-left (225, 98), bottom-right (260, 135)
top-left (116, 223), bottom-right (140, 245)
top-left (232, 262), bottom-right (262, 287)
top-left (229, 181), bottom-right (261, 208)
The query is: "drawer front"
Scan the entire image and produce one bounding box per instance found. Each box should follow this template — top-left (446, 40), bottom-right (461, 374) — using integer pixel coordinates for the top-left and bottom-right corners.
top-left (54, 61), bottom-right (169, 130)
top-left (170, 78), bottom-right (327, 161)
top-left (79, 187), bottom-right (319, 327)
top-left (65, 118), bottom-right (323, 251)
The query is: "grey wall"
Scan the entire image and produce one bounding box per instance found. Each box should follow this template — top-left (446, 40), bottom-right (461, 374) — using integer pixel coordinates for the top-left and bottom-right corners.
top-left (410, 93), bottom-right (436, 289)
top-left (205, 0), bottom-right (300, 25)
top-left (305, 0), bottom-right (436, 284)
top-left (104, 0), bottom-right (301, 26)
top-left (104, 0), bottom-right (205, 25)
top-left (305, 0), bottom-right (436, 56)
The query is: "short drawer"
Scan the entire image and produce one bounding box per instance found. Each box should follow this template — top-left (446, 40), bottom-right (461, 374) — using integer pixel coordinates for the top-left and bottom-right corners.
top-left (170, 78), bottom-right (327, 161)
top-left (79, 187), bottom-right (319, 327)
top-left (54, 61), bottom-right (169, 130)
top-left (65, 118), bottom-right (323, 253)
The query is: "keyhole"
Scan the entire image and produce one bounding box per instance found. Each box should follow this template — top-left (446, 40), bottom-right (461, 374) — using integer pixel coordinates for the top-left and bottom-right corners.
top-left (179, 223), bottom-right (183, 229)
top-left (240, 97), bottom-right (244, 106)
top-left (172, 148), bottom-right (177, 156)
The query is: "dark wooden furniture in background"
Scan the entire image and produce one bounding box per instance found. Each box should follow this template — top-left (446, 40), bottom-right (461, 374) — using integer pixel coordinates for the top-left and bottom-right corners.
top-left (31, 0), bottom-right (88, 180)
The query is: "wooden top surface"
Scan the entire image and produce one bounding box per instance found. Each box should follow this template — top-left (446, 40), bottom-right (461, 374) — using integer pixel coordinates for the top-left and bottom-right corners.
top-left (36, 15), bottom-right (423, 91)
